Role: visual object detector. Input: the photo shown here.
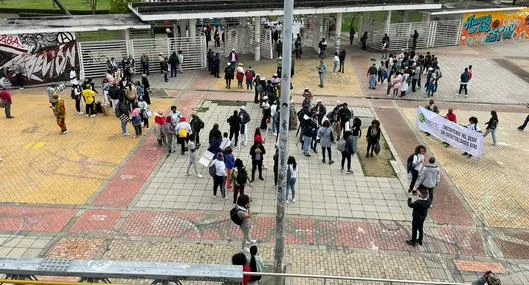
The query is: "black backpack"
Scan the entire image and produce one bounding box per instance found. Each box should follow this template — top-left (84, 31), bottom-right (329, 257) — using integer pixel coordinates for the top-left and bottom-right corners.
top-left (236, 168), bottom-right (248, 186)
top-left (230, 207), bottom-right (243, 225)
top-left (406, 154), bottom-right (416, 173)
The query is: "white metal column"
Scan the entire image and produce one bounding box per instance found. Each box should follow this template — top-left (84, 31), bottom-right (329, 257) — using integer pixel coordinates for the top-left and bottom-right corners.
top-left (385, 11), bottom-right (392, 34)
top-left (335, 12), bottom-right (342, 53)
top-left (189, 19), bottom-right (197, 44)
top-left (254, 17), bottom-right (261, 61)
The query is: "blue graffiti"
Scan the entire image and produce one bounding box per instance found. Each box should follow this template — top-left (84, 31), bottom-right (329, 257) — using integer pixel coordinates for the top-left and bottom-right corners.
top-left (464, 15), bottom-right (492, 34)
top-left (485, 24), bottom-right (516, 42)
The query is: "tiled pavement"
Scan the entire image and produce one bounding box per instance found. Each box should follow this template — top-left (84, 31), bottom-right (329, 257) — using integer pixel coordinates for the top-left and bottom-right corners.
top-left (2, 42), bottom-right (529, 284)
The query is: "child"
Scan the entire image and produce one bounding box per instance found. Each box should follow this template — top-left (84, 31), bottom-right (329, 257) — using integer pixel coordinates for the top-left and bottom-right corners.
top-left (131, 104), bottom-right (142, 137)
top-left (186, 134), bottom-right (202, 177)
top-left (220, 132), bottom-right (232, 151)
top-left (154, 111), bottom-right (166, 146)
top-left (224, 147), bottom-right (235, 189)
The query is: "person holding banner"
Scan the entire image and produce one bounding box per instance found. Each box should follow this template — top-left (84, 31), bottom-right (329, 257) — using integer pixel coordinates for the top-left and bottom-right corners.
top-left (483, 111), bottom-right (499, 146)
top-left (462, 117), bottom-right (481, 158)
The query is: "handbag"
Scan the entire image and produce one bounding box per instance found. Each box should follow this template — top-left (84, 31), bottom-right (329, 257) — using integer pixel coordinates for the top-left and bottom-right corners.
top-left (326, 128), bottom-right (334, 142)
top-left (374, 142), bottom-right (381, 155)
top-left (146, 110), bottom-right (153, 118)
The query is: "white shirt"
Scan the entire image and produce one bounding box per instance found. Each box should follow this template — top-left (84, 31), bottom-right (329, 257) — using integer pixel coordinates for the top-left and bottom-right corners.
top-left (213, 159), bottom-right (227, 176)
top-left (230, 52), bottom-right (237, 62)
top-left (467, 123), bottom-right (481, 132)
top-left (413, 153), bottom-right (425, 172)
top-left (69, 70), bottom-right (78, 85)
top-left (175, 122), bottom-right (192, 134)
top-left (219, 138), bottom-right (232, 150)
top-left (333, 55), bottom-right (339, 62)
top-left (170, 111), bottom-right (181, 124)
top-left (288, 164), bottom-right (297, 178)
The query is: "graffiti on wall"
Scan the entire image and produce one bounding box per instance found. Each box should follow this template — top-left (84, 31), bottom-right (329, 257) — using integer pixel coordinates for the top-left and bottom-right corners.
top-left (0, 32), bottom-right (78, 84)
top-left (461, 8), bottom-right (529, 45)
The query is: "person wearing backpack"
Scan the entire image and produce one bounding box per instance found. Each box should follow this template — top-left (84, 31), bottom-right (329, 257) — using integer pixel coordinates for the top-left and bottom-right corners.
top-left (212, 152), bottom-right (228, 200)
top-left (248, 245), bottom-right (264, 284)
top-left (176, 117), bottom-right (192, 155)
top-left (483, 110), bottom-right (499, 146)
top-left (413, 156), bottom-right (440, 207)
top-left (408, 145), bottom-right (426, 193)
top-left (234, 194), bottom-right (256, 249)
top-left (231, 159), bottom-right (248, 204)
top-left (340, 131), bottom-right (354, 174)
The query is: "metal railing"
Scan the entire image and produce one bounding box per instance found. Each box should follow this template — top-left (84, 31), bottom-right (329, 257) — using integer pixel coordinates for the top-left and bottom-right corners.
top-left (243, 272), bottom-right (466, 285)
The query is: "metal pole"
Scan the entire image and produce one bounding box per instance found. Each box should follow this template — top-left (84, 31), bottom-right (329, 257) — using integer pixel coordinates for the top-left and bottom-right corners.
top-left (274, 0), bottom-right (293, 283)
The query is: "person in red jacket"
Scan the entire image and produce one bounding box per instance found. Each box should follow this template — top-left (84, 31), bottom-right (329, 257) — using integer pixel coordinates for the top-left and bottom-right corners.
top-left (0, 86), bottom-right (14, 119)
top-left (231, 252), bottom-right (251, 285)
top-left (443, 108), bottom-right (457, 147)
top-left (154, 111), bottom-right (166, 146)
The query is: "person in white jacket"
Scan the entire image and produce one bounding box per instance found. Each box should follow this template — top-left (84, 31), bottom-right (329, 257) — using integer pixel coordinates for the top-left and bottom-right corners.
top-left (413, 157), bottom-right (440, 207)
top-left (175, 117), bottom-right (192, 155)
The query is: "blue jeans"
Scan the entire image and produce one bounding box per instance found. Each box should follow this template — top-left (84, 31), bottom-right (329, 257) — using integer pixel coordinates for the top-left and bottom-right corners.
top-left (369, 74), bottom-right (377, 89)
top-left (247, 81), bottom-right (253, 90)
top-left (170, 64), bottom-right (177, 77)
top-left (483, 129), bottom-right (497, 144)
top-left (121, 120), bottom-right (128, 134)
top-left (287, 177), bottom-right (296, 200)
top-left (319, 73), bottom-right (325, 87)
top-left (303, 135), bottom-right (311, 155)
top-left (427, 84), bottom-right (435, 97)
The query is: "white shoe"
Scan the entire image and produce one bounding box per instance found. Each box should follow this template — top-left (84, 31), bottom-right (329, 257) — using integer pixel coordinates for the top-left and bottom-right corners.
top-left (292, 198), bottom-right (296, 203)
top-left (223, 196), bottom-right (229, 200)
top-left (197, 174), bottom-right (203, 178)
top-left (245, 239), bottom-right (257, 244)
top-left (123, 132), bottom-right (130, 136)
top-left (78, 112), bottom-right (84, 115)
top-left (90, 114), bottom-right (96, 117)
top-left (286, 200), bottom-right (290, 204)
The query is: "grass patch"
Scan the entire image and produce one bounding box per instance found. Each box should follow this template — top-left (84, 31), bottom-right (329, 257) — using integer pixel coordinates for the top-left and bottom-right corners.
top-left (0, 0), bottom-right (110, 11)
top-left (342, 11), bottom-right (424, 33)
top-left (195, 107), bottom-right (209, 113)
top-left (211, 100), bottom-right (248, 107)
top-left (76, 31), bottom-right (122, 41)
top-left (357, 128), bottom-right (397, 177)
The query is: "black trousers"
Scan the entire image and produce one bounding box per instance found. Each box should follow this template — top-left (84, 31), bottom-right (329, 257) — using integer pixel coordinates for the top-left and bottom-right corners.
top-left (409, 169), bottom-right (419, 191)
top-left (341, 152), bottom-right (351, 171)
top-left (229, 128), bottom-right (239, 146)
top-left (85, 103), bottom-right (94, 116)
top-left (519, 115), bottom-right (529, 130)
top-left (321, 147), bottom-right (332, 161)
top-left (339, 60), bottom-right (345, 73)
top-left (251, 159), bottom-right (263, 180)
top-left (411, 217), bottom-right (426, 242)
top-left (458, 84), bottom-right (468, 95)
top-left (412, 79), bottom-right (417, 92)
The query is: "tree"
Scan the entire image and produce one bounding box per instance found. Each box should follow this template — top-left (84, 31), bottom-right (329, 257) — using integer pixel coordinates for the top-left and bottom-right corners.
top-left (110, 0), bottom-right (132, 14)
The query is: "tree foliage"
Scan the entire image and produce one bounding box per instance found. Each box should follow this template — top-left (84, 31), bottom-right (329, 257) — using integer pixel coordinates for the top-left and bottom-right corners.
top-left (110, 0), bottom-right (131, 13)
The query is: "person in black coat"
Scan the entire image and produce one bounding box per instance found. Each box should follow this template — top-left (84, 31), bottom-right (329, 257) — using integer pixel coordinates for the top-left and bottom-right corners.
top-left (141, 75), bottom-right (151, 105)
top-left (213, 53), bottom-right (220, 78)
top-left (406, 189), bottom-right (432, 246)
top-left (338, 103), bottom-right (352, 136)
top-left (227, 110), bottom-right (241, 146)
top-left (249, 141), bottom-right (266, 182)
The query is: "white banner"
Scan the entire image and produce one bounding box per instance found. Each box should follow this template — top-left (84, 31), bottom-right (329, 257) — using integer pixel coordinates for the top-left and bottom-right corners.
top-left (416, 107), bottom-right (484, 157)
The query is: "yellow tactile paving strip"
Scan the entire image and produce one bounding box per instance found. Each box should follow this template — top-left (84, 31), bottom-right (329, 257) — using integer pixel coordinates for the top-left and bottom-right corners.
top-left (211, 57), bottom-right (363, 97)
top-left (0, 95), bottom-right (172, 205)
top-left (402, 108), bottom-right (529, 228)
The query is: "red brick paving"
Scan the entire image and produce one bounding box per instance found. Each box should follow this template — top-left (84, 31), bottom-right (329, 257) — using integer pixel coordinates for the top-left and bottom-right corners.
top-left (122, 211), bottom-right (205, 238)
top-left (454, 260), bottom-right (506, 273)
top-left (494, 231), bottom-right (529, 259)
top-left (0, 207), bottom-right (76, 233)
top-left (375, 107), bottom-right (474, 226)
top-left (69, 210), bottom-right (123, 234)
top-left (438, 227), bottom-right (485, 256)
top-left (48, 238), bottom-right (105, 260)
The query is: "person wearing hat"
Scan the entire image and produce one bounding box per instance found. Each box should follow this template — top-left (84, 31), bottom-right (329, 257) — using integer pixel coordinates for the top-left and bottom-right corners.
top-left (212, 152), bottom-right (228, 199)
top-left (236, 63), bottom-right (245, 88)
top-left (228, 49), bottom-right (238, 67)
top-left (0, 86), bottom-right (14, 119)
top-left (224, 62), bottom-right (235, 89)
top-left (245, 67), bottom-right (255, 91)
top-left (238, 106), bottom-right (251, 147)
top-left (52, 92), bottom-right (68, 135)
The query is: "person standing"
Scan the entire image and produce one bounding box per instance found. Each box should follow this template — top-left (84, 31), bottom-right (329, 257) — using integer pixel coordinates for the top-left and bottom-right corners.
top-left (141, 74), bottom-right (151, 105)
top-left (186, 134), bottom-right (202, 177)
top-left (213, 52), bottom-right (221, 78)
top-left (360, 32), bottom-right (368, 50)
top-left (276, 39), bottom-right (283, 59)
top-left (286, 156), bottom-right (297, 203)
top-left (163, 116), bottom-right (176, 155)
top-left (381, 33), bottom-right (390, 59)
top-left (294, 34), bottom-right (302, 59)
top-left (0, 86), bottom-right (14, 119)
top-left (340, 131), bottom-right (354, 174)
top-left (227, 110), bottom-right (241, 147)
top-left (52, 93), bottom-right (68, 135)
top-left (458, 67), bottom-right (470, 97)
top-left (463, 116), bottom-right (481, 158)
top-left (212, 152), bottom-right (228, 200)
top-left (154, 111), bottom-right (166, 146)
top-left (483, 110), bottom-right (499, 146)
top-left (248, 245), bottom-right (264, 285)
top-left (131, 104), bottom-right (142, 138)
top-left (408, 145), bottom-right (426, 193)
top-left (117, 99), bottom-right (130, 136)
top-left (411, 63), bottom-right (421, 93)
top-left (338, 49), bottom-right (346, 73)
top-left (236, 194), bottom-right (256, 249)
top-left (140, 53), bottom-right (150, 75)
top-left (413, 156), bottom-right (440, 207)
top-left (317, 120), bottom-right (334, 164)
top-left (249, 141), bottom-right (266, 182)
top-left (190, 114), bottom-right (204, 147)
top-left (236, 63), bottom-right (245, 89)
top-left (177, 50), bottom-right (184, 74)
top-left (169, 51), bottom-right (178, 77)
top-left (406, 189), bottom-right (431, 246)
top-left (367, 63), bottom-right (378, 89)
top-left (238, 106), bottom-right (251, 147)
top-left (228, 49), bottom-right (238, 66)
top-left (349, 26), bottom-right (355, 45)
top-left (366, 120), bottom-right (381, 158)
top-left (318, 38), bottom-right (328, 58)
top-left (161, 57), bottom-right (169, 82)
top-left (13, 62), bottom-right (25, 89)
top-left (224, 63), bottom-right (234, 89)
top-left (224, 147), bottom-right (235, 189)
top-left (231, 158), bottom-right (249, 205)
top-left (351, 117), bottom-right (362, 155)
top-left (411, 30), bottom-right (419, 50)
top-left (245, 67), bottom-right (255, 90)
top-left (332, 52), bottom-right (340, 74)
top-left (317, 59), bottom-right (327, 88)
top-left (82, 86), bottom-right (96, 117)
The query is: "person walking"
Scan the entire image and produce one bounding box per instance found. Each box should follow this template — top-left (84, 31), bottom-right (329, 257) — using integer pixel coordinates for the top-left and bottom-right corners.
top-left (483, 110), bottom-right (499, 146)
top-left (332, 52), bottom-right (340, 74)
top-left (458, 67), bottom-right (470, 97)
top-left (406, 189), bottom-right (431, 246)
top-left (154, 111), bottom-right (165, 146)
top-left (224, 147), bottom-right (235, 189)
top-left (0, 86), bottom-right (14, 119)
top-left (228, 49), bottom-right (239, 66)
top-left (231, 158), bottom-right (249, 204)
top-left (52, 93), bottom-right (68, 135)
top-left (227, 110), bottom-right (241, 147)
top-left (131, 104), bottom-right (142, 138)
top-left (163, 116), bottom-right (176, 155)
top-left (413, 157), bottom-right (440, 207)
top-left (518, 115), bottom-right (529, 131)
top-left (212, 152), bottom-right (228, 200)
top-left (317, 59), bottom-right (327, 88)
top-left (169, 51), bottom-right (178, 77)
top-left (249, 141), bottom-right (266, 182)
top-left (351, 117), bottom-right (362, 154)
top-left (236, 63), bottom-right (245, 89)
top-left (224, 63), bottom-right (235, 89)
top-left (176, 117), bottom-right (192, 154)
top-left (349, 26), bottom-right (355, 45)
top-left (360, 32), bottom-right (368, 50)
top-left (117, 99), bottom-right (130, 136)
top-left (367, 63), bottom-right (378, 89)
top-left (366, 120), bottom-right (381, 158)
top-left (140, 53), bottom-right (150, 75)
top-left (235, 194), bottom-right (256, 249)
top-left (408, 145), bottom-right (426, 193)
top-left (177, 50), bottom-right (184, 74)
top-left (339, 49), bottom-right (346, 73)
top-left (411, 30), bottom-right (419, 50)
top-left (286, 156), bottom-right (298, 203)
top-left (340, 131), bottom-right (354, 174)
top-left (462, 116), bottom-right (481, 158)
top-left (190, 114), bottom-right (204, 147)
top-left (381, 33), bottom-right (390, 59)
top-left (317, 120), bottom-right (334, 164)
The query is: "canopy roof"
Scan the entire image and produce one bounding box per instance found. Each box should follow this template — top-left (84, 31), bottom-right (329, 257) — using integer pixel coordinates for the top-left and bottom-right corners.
top-left (0, 14), bottom-right (150, 35)
top-left (424, 1), bottom-right (527, 15)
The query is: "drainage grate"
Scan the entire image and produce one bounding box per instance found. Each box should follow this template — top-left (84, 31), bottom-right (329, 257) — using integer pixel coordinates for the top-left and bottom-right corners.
top-left (38, 258), bottom-right (72, 272)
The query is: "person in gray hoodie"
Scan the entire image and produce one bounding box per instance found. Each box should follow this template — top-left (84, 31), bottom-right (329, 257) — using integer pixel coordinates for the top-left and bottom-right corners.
top-left (413, 157), bottom-right (440, 206)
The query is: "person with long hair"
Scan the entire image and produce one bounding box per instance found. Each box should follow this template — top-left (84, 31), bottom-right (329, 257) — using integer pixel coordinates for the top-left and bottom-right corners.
top-left (409, 145), bottom-right (426, 193)
top-left (286, 156), bottom-right (298, 203)
top-left (317, 120), bottom-right (334, 164)
top-left (341, 131), bottom-right (354, 174)
top-left (366, 120), bottom-right (381, 158)
top-left (483, 110), bottom-right (498, 146)
top-left (248, 245), bottom-right (264, 285)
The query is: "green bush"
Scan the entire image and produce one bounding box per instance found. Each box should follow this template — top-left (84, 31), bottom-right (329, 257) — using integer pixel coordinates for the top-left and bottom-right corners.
top-left (110, 0), bottom-right (130, 13)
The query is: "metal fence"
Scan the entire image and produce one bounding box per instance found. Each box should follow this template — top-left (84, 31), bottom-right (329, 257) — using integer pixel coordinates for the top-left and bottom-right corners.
top-left (78, 36), bottom-right (206, 79)
top-left (248, 24), bottom-right (274, 59)
top-left (366, 19), bottom-right (463, 51)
